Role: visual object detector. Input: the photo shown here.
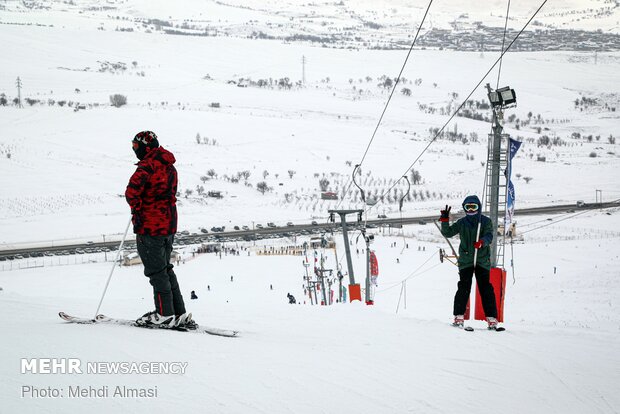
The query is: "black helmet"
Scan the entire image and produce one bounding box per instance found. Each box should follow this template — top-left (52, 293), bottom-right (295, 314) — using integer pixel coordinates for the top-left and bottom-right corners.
top-left (132, 130), bottom-right (159, 160)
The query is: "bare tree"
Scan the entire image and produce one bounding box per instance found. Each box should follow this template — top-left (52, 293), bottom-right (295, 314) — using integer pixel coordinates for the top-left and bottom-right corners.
top-left (319, 178), bottom-right (330, 191)
top-left (410, 169), bottom-right (422, 185)
top-left (257, 181), bottom-right (271, 194)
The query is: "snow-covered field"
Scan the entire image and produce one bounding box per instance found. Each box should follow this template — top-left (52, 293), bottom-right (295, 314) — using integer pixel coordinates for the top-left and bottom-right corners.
top-left (1, 24), bottom-right (618, 245)
top-left (1, 1), bottom-right (620, 413)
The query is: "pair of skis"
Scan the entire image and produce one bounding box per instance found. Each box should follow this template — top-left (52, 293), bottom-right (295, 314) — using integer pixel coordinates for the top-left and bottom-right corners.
top-left (59, 312), bottom-right (238, 337)
top-left (452, 322), bottom-right (505, 332)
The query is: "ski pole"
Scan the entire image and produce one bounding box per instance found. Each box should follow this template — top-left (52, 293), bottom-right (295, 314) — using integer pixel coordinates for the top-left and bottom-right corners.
top-left (473, 219), bottom-right (482, 268)
top-left (94, 216), bottom-right (133, 319)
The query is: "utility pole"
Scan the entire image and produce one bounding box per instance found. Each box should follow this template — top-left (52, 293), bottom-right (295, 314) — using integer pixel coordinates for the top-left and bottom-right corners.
top-left (16, 77), bottom-right (23, 108)
top-left (301, 55), bottom-right (307, 85)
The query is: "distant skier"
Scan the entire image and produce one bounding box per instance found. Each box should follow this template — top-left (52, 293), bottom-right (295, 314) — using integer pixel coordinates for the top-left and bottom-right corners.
top-left (191, 291), bottom-right (198, 300)
top-left (125, 130), bottom-right (195, 329)
top-left (439, 195), bottom-right (500, 330)
top-left (287, 293), bottom-right (296, 304)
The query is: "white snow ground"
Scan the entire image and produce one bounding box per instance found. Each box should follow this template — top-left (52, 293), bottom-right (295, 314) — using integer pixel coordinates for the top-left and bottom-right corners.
top-left (1, 211), bottom-right (619, 413)
top-left (1, 1), bottom-right (620, 413)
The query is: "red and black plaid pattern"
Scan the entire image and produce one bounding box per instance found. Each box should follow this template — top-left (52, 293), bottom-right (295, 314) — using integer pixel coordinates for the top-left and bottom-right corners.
top-left (125, 146), bottom-right (178, 236)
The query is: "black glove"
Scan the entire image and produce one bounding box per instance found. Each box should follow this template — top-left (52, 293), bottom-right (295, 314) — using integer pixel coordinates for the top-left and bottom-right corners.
top-left (439, 205), bottom-right (451, 222)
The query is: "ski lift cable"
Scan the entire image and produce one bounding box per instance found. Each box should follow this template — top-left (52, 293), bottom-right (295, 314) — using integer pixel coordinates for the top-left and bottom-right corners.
top-left (496, 0), bottom-right (512, 89)
top-left (375, 254), bottom-right (442, 294)
top-left (357, 0), bottom-right (434, 167)
top-left (335, 0), bottom-right (435, 209)
top-left (360, 0), bottom-right (549, 217)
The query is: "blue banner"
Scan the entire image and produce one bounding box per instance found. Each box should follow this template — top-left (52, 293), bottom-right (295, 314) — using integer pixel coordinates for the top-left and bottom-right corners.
top-left (505, 138), bottom-right (522, 234)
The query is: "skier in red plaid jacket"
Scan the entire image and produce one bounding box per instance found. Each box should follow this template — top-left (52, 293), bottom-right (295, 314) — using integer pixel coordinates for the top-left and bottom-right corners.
top-left (125, 131), bottom-right (195, 329)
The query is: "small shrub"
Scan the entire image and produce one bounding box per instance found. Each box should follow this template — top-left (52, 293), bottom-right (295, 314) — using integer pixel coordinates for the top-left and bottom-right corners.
top-left (109, 94), bottom-right (127, 107)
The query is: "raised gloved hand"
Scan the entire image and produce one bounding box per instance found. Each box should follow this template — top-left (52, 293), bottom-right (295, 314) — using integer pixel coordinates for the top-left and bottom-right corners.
top-left (474, 240), bottom-right (484, 249)
top-left (439, 205), bottom-right (451, 222)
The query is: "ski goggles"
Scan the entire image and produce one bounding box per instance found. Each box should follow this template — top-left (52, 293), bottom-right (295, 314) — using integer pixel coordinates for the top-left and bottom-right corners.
top-left (463, 203), bottom-right (479, 212)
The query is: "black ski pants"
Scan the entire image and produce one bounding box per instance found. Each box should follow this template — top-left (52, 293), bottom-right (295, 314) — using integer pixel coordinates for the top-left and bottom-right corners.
top-left (136, 234), bottom-right (186, 317)
top-left (453, 265), bottom-right (497, 318)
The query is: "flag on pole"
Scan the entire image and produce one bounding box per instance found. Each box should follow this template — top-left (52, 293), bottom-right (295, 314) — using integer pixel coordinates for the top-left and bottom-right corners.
top-left (505, 138), bottom-right (522, 234)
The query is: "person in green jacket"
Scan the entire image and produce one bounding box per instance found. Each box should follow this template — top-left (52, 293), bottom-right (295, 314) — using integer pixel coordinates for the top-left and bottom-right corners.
top-left (440, 195), bottom-right (499, 329)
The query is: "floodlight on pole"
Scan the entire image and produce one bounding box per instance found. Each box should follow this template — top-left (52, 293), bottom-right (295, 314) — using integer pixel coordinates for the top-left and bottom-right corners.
top-left (486, 84), bottom-right (516, 109)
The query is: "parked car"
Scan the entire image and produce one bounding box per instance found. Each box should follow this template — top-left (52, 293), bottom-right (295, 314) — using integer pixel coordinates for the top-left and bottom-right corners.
top-left (200, 228), bottom-right (209, 233)
top-left (234, 226), bottom-right (240, 230)
top-left (287, 222), bottom-right (294, 227)
top-left (267, 222), bottom-right (276, 228)
top-left (576, 200), bottom-right (586, 207)
top-left (242, 225), bottom-right (249, 231)
top-left (256, 224), bottom-right (264, 229)
top-left (311, 221), bottom-right (318, 226)
top-left (378, 214), bottom-right (387, 219)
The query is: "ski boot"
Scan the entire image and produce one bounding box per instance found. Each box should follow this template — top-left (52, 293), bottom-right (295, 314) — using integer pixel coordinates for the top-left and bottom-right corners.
top-left (452, 315), bottom-right (465, 328)
top-left (136, 311), bottom-right (176, 328)
top-left (486, 317), bottom-right (499, 330)
top-left (175, 312), bottom-right (198, 330)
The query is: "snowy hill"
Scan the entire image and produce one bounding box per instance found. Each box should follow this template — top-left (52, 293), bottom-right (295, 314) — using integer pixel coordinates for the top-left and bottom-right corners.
top-left (1, 1), bottom-right (620, 413)
top-left (1, 5), bottom-right (619, 244)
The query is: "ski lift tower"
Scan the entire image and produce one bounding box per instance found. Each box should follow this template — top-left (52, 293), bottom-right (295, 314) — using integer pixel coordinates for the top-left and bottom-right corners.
top-left (485, 83), bottom-right (516, 268)
top-left (328, 209), bottom-right (364, 302)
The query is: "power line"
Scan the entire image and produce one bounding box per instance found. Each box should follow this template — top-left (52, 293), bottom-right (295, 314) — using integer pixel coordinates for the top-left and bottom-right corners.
top-left (16, 77), bottom-right (23, 108)
top-left (302, 55), bottom-right (307, 85)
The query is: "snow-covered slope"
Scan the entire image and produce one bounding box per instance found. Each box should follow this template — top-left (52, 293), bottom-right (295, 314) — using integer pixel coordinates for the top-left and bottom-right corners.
top-left (1, 210), bottom-right (619, 413)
